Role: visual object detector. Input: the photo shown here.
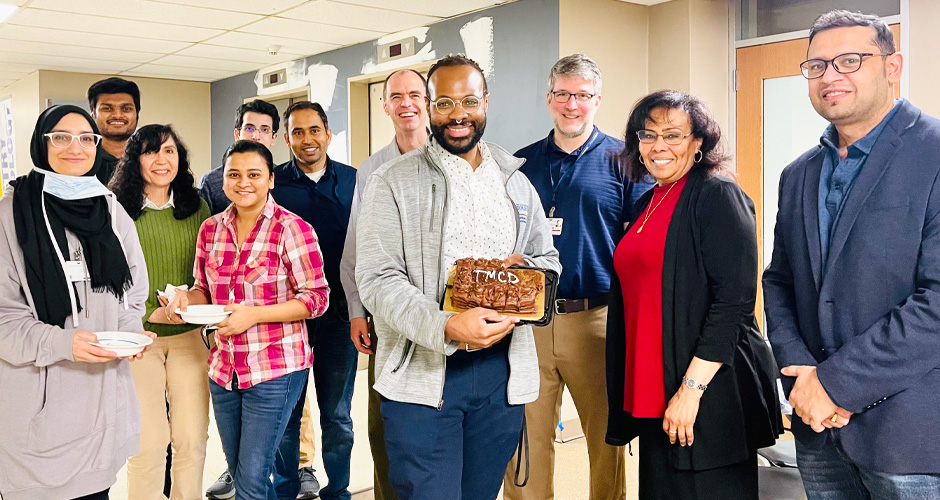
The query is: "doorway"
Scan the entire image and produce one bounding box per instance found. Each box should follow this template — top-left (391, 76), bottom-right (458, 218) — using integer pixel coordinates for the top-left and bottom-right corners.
top-left (734, 24), bottom-right (901, 325)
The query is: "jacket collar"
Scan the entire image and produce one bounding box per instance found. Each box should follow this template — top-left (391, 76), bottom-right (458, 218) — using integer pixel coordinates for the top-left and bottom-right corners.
top-left (424, 138), bottom-right (525, 178)
top-left (276, 156), bottom-right (343, 204)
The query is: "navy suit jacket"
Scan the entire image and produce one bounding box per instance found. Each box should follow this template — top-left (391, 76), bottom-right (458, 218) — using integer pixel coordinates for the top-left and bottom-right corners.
top-left (763, 99), bottom-right (940, 474)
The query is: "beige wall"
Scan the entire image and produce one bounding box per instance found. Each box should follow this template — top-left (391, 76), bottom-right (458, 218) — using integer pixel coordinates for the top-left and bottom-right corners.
top-left (648, 0), bottom-right (692, 94)
top-left (559, 0), bottom-right (649, 138)
top-left (38, 71), bottom-right (212, 178)
top-left (689, 0), bottom-right (730, 136)
top-left (908, 0), bottom-right (940, 118)
top-left (557, 0), bottom-right (730, 141)
top-left (649, 0), bottom-right (730, 138)
top-left (5, 71), bottom-right (40, 181)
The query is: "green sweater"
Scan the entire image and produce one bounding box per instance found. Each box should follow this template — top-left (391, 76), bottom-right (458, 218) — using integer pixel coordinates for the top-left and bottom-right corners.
top-left (135, 200), bottom-right (211, 337)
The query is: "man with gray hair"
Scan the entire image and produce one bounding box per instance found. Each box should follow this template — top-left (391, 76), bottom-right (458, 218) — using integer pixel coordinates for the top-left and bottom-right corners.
top-left (503, 54), bottom-right (650, 499)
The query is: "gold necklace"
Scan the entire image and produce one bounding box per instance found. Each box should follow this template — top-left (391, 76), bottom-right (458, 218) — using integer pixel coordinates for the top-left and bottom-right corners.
top-left (636, 181), bottom-right (676, 234)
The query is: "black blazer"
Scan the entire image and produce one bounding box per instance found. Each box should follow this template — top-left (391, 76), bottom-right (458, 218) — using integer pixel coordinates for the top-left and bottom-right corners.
top-left (763, 100), bottom-right (940, 474)
top-left (606, 168), bottom-right (782, 471)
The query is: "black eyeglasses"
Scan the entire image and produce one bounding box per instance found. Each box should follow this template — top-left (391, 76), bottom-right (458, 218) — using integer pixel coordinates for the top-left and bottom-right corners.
top-left (550, 91), bottom-right (596, 103)
top-left (799, 52), bottom-right (892, 79)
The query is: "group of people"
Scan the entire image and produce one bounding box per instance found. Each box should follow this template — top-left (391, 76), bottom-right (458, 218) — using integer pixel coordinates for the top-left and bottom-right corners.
top-left (0, 8), bottom-right (938, 500)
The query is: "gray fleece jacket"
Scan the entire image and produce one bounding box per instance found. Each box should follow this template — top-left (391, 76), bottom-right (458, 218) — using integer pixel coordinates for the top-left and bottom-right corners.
top-left (355, 141), bottom-right (561, 408)
top-left (0, 192), bottom-right (148, 500)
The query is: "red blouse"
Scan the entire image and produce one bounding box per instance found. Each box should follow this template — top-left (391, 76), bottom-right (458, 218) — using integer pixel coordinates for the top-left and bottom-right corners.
top-left (612, 174), bottom-right (688, 417)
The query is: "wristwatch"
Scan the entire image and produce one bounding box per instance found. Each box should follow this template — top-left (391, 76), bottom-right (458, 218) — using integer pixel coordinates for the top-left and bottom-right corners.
top-left (682, 376), bottom-right (707, 391)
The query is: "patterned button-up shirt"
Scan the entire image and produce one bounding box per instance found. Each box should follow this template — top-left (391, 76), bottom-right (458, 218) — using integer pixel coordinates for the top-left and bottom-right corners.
top-left (193, 196), bottom-right (330, 389)
top-left (434, 139), bottom-right (517, 270)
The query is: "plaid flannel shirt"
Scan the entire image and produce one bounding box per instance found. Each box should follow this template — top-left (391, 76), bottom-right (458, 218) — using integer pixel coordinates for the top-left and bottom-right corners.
top-left (194, 197), bottom-right (329, 389)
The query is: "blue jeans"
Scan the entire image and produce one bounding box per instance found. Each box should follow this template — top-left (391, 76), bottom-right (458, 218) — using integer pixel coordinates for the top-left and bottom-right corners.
top-left (210, 369), bottom-right (307, 500)
top-left (381, 340), bottom-right (524, 500)
top-left (275, 313), bottom-right (358, 500)
top-left (796, 431), bottom-right (940, 500)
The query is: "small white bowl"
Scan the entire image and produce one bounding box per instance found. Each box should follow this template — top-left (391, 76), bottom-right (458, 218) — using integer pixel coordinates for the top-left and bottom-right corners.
top-left (176, 304), bottom-right (231, 325)
top-left (93, 331), bottom-right (153, 357)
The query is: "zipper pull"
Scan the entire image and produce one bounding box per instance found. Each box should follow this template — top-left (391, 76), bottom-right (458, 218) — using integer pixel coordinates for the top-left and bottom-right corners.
top-left (437, 399), bottom-right (444, 411)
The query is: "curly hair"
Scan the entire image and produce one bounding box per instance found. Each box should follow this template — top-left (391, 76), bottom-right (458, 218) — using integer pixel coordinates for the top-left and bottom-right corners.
top-left (619, 90), bottom-right (731, 183)
top-left (427, 54), bottom-right (488, 95)
top-left (109, 124), bottom-right (202, 221)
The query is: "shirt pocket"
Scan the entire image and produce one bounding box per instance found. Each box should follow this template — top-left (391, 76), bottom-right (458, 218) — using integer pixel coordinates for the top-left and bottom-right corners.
top-left (206, 255), bottom-right (228, 284)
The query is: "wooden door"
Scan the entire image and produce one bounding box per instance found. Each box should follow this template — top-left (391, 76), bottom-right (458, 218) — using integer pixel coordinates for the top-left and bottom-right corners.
top-left (735, 24), bottom-right (901, 328)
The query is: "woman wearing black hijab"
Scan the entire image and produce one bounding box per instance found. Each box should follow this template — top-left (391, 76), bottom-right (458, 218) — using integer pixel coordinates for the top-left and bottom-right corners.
top-left (0, 105), bottom-right (153, 500)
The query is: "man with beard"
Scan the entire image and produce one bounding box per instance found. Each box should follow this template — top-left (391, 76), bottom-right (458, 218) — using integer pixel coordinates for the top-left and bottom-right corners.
top-left (355, 55), bottom-right (561, 499)
top-left (339, 68), bottom-right (429, 500)
top-left (504, 54), bottom-right (650, 500)
top-left (272, 101), bottom-right (357, 500)
top-left (764, 11), bottom-right (940, 498)
top-left (88, 77), bottom-right (140, 184)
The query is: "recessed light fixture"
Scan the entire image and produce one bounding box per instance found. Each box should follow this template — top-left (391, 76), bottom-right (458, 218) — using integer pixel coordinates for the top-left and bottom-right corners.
top-left (0, 4), bottom-right (18, 24)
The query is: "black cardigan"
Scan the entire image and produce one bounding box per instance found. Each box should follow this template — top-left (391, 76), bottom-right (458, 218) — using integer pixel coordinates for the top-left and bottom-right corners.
top-left (605, 168), bottom-right (783, 471)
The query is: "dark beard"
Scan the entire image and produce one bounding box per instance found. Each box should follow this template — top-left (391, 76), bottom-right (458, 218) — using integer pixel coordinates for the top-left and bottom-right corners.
top-left (430, 117), bottom-right (486, 155)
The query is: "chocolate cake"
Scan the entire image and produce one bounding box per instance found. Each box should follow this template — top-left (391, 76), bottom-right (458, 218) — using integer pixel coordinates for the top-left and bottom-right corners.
top-left (451, 258), bottom-right (544, 314)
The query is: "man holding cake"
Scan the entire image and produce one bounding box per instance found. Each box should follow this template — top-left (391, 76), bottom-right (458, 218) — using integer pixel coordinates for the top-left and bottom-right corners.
top-left (355, 55), bottom-right (561, 500)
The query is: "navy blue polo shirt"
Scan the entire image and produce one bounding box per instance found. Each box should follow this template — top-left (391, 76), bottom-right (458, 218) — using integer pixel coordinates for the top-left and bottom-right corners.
top-left (271, 157), bottom-right (356, 310)
top-left (518, 127), bottom-right (652, 299)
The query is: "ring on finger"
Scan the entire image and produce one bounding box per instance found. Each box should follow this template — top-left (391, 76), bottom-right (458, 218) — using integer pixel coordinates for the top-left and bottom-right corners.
top-left (668, 430), bottom-right (678, 434)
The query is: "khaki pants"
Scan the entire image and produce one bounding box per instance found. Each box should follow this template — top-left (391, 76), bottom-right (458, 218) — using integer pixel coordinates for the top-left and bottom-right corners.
top-left (299, 394), bottom-right (317, 467)
top-left (127, 329), bottom-right (210, 500)
top-left (503, 306), bottom-right (626, 500)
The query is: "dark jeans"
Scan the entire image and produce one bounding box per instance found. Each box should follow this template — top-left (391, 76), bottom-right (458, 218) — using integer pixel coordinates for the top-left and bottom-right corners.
top-left (381, 341), bottom-right (524, 500)
top-left (275, 312), bottom-right (358, 500)
top-left (72, 488), bottom-right (109, 500)
top-left (796, 431), bottom-right (940, 500)
top-left (210, 369), bottom-right (307, 500)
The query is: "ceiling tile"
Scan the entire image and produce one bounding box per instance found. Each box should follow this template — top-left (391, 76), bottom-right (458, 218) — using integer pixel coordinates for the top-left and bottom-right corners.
top-left (337, 0), bottom-right (504, 18)
top-left (1, 39), bottom-right (158, 63)
top-left (0, 25), bottom-right (192, 53)
top-left (120, 71), bottom-right (214, 82)
top-left (9, 8), bottom-right (224, 42)
top-left (0, 51), bottom-right (136, 72)
top-left (239, 17), bottom-right (383, 46)
top-left (127, 63), bottom-right (240, 80)
top-left (155, 0), bottom-right (307, 16)
top-left (0, 62), bottom-right (41, 73)
top-left (282, 1), bottom-right (439, 32)
top-left (0, 70), bottom-right (30, 79)
top-left (176, 44), bottom-right (308, 65)
top-left (203, 31), bottom-right (338, 55)
top-left (27, 0), bottom-right (262, 30)
top-left (148, 54), bottom-right (260, 72)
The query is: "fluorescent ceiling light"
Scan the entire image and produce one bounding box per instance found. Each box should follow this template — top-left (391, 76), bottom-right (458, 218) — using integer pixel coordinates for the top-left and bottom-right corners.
top-left (0, 4), bottom-right (18, 24)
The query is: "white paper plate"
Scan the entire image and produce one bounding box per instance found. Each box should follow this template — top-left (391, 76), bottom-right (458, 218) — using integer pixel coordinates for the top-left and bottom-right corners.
top-left (176, 304), bottom-right (231, 325)
top-left (93, 331), bottom-right (153, 357)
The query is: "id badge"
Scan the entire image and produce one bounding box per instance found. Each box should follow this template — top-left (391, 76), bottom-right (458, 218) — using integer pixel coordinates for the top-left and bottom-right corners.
top-left (548, 217), bottom-right (564, 236)
top-left (65, 260), bottom-right (87, 282)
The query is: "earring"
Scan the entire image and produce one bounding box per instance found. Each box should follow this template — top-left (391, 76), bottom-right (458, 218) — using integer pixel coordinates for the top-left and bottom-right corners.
top-left (694, 150), bottom-right (703, 163)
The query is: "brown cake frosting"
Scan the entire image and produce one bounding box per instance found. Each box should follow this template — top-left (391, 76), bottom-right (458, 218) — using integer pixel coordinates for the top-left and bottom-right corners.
top-left (451, 258), bottom-right (544, 314)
